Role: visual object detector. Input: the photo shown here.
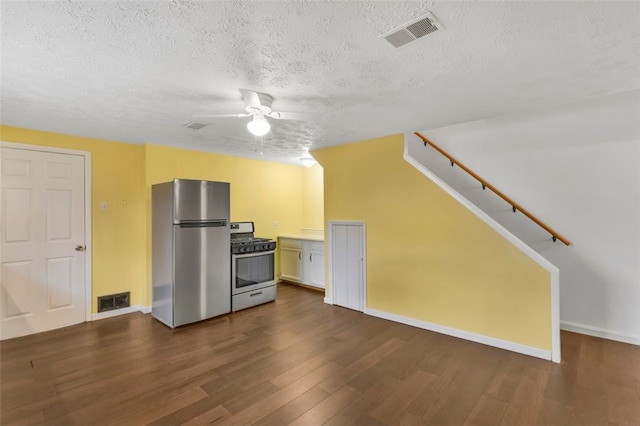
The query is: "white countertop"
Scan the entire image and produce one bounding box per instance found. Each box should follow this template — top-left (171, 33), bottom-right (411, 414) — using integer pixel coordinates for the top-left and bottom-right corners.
top-left (278, 233), bottom-right (324, 242)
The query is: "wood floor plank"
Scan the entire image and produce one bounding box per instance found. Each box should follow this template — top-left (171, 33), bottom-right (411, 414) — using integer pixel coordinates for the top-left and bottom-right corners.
top-left (325, 375), bottom-right (402, 425)
top-left (146, 380), bottom-right (267, 425)
top-left (1, 410), bottom-right (46, 426)
top-left (269, 338), bottom-right (351, 388)
top-left (219, 362), bottom-right (343, 425)
top-left (463, 394), bottom-right (508, 426)
top-left (533, 397), bottom-right (577, 426)
top-left (318, 337), bottom-right (405, 393)
top-left (607, 383), bottom-right (640, 425)
top-left (253, 386), bottom-right (329, 426)
top-left (219, 381), bottom-right (281, 414)
top-left (114, 386), bottom-right (209, 425)
top-left (397, 412), bottom-right (427, 425)
top-left (2, 284), bottom-right (639, 426)
top-left (180, 404), bottom-right (231, 426)
top-left (289, 385), bottom-right (362, 426)
top-left (371, 369), bottom-right (437, 424)
top-left (567, 385), bottom-right (608, 425)
top-left (499, 366), bottom-right (549, 426)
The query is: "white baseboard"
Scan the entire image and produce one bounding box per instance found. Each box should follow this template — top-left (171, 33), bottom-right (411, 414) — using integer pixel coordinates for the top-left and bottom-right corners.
top-left (561, 321), bottom-right (640, 346)
top-left (365, 307), bottom-right (553, 361)
top-left (91, 305), bottom-right (152, 321)
top-left (323, 297), bottom-right (332, 305)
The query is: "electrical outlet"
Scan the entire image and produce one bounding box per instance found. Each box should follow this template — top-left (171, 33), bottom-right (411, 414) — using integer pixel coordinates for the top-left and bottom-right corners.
top-left (272, 221), bottom-right (279, 230)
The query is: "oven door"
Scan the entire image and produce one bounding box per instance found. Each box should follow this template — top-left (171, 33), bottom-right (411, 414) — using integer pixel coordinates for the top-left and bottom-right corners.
top-left (232, 250), bottom-right (275, 295)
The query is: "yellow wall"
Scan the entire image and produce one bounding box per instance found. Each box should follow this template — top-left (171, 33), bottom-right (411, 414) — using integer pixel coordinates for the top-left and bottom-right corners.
top-left (1, 125), bottom-right (320, 312)
top-left (313, 134), bottom-right (552, 350)
top-left (0, 126), bottom-right (147, 312)
top-left (302, 164), bottom-right (324, 230)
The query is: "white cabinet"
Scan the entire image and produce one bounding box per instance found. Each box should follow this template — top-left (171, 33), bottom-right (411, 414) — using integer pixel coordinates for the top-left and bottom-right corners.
top-left (305, 242), bottom-right (325, 288)
top-left (280, 241), bottom-right (303, 282)
top-left (279, 237), bottom-right (325, 289)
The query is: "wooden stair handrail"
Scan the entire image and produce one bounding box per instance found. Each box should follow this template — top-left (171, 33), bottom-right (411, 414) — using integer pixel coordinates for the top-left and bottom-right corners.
top-left (414, 132), bottom-right (571, 246)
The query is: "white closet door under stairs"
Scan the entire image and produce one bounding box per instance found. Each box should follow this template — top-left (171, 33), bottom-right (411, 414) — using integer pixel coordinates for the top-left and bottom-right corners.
top-left (331, 222), bottom-right (365, 312)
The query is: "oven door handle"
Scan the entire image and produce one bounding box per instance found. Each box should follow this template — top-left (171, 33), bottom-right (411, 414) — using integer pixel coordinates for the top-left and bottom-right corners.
top-left (233, 250), bottom-right (275, 259)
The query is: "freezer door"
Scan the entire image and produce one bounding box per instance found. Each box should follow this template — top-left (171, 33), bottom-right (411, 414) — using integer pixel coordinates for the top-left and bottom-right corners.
top-left (173, 222), bottom-right (230, 326)
top-left (173, 179), bottom-right (230, 223)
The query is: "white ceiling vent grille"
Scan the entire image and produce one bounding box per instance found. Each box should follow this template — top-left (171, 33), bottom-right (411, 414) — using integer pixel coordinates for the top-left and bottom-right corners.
top-left (380, 12), bottom-right (443, 48)
top-left (183, 121), bottom-right (210, 131)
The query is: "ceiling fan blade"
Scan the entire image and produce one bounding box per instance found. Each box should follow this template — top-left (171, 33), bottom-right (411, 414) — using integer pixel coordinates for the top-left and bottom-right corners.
top-left (270, 111), bottom-right (314, 121)
top-left (192, 113), bottom-right (251, 118)
top-left (239, 89), bottom-right (262, 109)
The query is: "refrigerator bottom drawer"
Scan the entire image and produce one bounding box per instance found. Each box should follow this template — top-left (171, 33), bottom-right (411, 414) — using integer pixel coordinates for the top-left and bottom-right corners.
top-left (232, 285), bottom-right (276, 312)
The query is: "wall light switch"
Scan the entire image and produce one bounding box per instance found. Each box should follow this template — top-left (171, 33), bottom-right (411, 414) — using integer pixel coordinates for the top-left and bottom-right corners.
top-left (120, 195), bottom-right (127, 206)
top-left (100, 202), bottom-right (109, 212)
top-left (272, 221), bottom-right (279, 230)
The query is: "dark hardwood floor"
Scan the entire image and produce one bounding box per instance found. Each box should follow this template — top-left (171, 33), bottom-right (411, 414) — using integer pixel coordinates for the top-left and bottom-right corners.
top-left (2, 283), bottom-right (639, 425)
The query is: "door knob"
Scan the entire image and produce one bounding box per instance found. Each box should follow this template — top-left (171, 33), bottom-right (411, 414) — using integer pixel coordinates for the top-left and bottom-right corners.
top-left (75, 245), bottom-right (86, 251)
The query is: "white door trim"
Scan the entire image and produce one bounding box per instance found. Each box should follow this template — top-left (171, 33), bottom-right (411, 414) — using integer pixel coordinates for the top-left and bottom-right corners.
top-left (0, 141), bottom-right (92, 321)
top-left (328, 221), bottom-right (366, 311)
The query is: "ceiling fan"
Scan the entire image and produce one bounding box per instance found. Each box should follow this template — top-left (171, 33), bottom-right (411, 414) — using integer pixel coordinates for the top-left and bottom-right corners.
top-left (193, 89), bottom-right (309, 137)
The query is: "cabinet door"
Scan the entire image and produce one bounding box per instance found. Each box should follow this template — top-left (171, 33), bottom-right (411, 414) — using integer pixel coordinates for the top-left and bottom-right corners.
top-left (280, 247), bottom-right (303, 282)
top-left (308, 247), bottom-right (325, 288)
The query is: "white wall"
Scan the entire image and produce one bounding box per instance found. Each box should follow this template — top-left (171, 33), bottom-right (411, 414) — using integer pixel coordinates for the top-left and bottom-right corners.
top-left (409, 90), bottom-right (640, 344)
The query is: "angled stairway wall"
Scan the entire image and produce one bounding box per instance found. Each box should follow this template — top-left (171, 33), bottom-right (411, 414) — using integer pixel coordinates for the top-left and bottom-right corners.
top-left (406, 90), bottom-right (640, 345)
top-left (314, 135), bottom-right (559, 361)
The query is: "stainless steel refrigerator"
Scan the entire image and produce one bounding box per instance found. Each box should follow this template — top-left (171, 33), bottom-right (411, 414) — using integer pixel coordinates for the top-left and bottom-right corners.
top-left (152, 179), bottom-right (230, 328)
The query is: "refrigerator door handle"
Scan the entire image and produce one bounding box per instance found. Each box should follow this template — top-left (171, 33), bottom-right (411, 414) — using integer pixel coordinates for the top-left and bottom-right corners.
top-left (179, 220), bottom-right (227, 228)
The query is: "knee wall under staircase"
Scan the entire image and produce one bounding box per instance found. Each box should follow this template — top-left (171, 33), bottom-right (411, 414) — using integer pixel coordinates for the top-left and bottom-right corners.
top-left (403, 129), bottom-right (640, 347)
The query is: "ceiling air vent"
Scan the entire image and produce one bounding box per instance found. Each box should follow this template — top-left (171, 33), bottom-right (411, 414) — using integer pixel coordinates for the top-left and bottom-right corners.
top-left (380, 12), bottom-right (443, 48)
top-left (183, 120), bottom-right (210, 131)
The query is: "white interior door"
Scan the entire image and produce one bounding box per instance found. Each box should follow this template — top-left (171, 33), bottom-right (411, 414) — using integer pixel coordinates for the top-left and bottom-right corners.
top-left (331, 222), bottom-right (365, 311)
top-left (1, 146), bottom-right (86, 340)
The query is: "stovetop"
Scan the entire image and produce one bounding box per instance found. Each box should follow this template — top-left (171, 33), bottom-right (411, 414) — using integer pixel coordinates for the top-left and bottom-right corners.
top-left (230, 221), bottom-right (276, 254)
top-left (230, 237), bottom-right (273, 246)
top-left (231, 237), bottom-right (276, 254)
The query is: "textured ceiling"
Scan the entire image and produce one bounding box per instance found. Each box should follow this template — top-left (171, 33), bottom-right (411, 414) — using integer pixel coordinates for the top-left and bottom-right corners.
top-left (2, 1), bottom-right (640, 165)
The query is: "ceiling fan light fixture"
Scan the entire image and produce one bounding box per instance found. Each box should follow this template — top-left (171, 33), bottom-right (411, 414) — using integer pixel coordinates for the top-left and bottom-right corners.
top-left (247, 115), bottom-right (271, 136)
top-left (300, 155), bottom-right (315, 167)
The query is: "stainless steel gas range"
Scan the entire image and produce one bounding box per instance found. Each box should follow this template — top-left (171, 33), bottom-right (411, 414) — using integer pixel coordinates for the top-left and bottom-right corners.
top-left (230, 222), bottom-right (277, 311)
